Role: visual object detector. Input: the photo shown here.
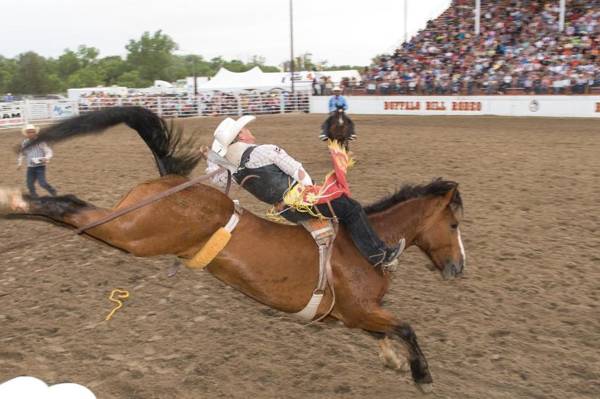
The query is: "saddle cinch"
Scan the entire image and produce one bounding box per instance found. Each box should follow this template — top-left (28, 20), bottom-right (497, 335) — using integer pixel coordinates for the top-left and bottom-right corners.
top-left (294, 218), bottom-right (337, 321)
top-left (185, 201), bottom-right (338, 322)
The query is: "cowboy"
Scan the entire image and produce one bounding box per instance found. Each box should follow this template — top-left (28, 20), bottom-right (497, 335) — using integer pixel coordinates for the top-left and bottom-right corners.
top-left (205, 116), bottom-right (404, 269)
top-left (17, 124), bottom-right (58, 198)
top-left (319, 86), bottom-right (356, 141)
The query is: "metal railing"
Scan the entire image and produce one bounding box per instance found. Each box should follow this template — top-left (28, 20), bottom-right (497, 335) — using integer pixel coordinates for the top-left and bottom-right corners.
top-left (0, 91), bottom-right (311, 130)
top-left (76, 91), bottom-right (311, 118)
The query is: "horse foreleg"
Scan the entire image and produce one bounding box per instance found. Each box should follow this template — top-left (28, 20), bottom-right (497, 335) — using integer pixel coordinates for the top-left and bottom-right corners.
top-left (346, 307), bottom-right (433, 387)
top-left (378, 336), bottom-right (408, 372)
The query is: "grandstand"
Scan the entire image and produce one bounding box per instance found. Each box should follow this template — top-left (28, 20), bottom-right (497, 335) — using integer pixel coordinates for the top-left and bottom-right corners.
top-left (359, 0), bottom-right (599, 96)
top-left (1, 0), bottom-right (599, 127)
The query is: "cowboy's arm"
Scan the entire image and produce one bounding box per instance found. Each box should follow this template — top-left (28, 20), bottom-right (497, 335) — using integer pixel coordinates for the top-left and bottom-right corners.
top-left (17, 141), bottom-right (25, 167)
top-left (41, 142), bottom-right (53, 160)
top-left (341, 97), bottom-right (348, 110)
top-left (205, 161), bottom-right (232, 189)
top-left (328, 97), bottom-right (336, 112)
top-left (264, 145), bottom-right (313, 186)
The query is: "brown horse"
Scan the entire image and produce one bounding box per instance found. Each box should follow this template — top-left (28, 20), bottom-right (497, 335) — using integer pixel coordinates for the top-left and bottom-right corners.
top-left (1, 107), bottom-right (465, 389)
top-left (325, 105), bottom-right (355, 150)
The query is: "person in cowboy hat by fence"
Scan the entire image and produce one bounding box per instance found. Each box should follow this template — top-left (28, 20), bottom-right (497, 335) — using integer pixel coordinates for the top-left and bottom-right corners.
top-left (17, 124), bottom-right (58, 198)
top-left (205, 116), bottom-right (404, 269)
top-left (319, 86), bottom-right (356, 142)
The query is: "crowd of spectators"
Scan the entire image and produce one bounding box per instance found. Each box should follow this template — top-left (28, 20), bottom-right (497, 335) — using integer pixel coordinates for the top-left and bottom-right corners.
top-left (77, 90), bottom-right (310, 117)
top-left (361, 0), bottom-right (600, 95)
top-left (312, 76), bottom-right (360, 96)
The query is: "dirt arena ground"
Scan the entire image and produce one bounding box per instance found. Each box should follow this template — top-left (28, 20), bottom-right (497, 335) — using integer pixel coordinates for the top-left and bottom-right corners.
top-left (0, 114), bottom-right (599, 398)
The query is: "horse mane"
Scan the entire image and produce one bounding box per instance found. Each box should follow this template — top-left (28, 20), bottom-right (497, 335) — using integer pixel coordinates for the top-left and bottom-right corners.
top-left (364, 178), bottom-right (462, 214)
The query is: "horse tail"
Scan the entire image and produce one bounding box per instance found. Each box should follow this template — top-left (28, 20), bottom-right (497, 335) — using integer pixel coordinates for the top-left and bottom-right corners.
top-left (21, 106), bottom-right (202, 177)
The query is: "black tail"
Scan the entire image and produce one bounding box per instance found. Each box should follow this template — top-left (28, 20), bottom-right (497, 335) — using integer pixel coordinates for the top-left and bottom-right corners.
top-left (22, 106), bottom-right (202, 177)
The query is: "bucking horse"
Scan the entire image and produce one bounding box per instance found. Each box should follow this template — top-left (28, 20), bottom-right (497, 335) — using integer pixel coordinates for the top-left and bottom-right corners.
top-left (0, 107), bottom-right (466, 391)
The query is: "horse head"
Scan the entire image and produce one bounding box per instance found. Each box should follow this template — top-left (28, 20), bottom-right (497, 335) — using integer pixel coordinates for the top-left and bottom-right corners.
top-left (365, 179), bottom-right (466, 280)
top-left (413, 182), bottom-right (465, 279)
top-left (327, 106), bottom-right (353, 148)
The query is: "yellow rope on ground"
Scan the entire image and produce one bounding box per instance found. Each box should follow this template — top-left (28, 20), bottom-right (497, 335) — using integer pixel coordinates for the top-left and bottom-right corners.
top-left (105, 289), bottom-right (130, 321)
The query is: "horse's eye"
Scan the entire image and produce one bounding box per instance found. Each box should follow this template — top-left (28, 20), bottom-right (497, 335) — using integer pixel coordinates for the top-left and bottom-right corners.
top-left (451, 223), bottom-right (459, 229)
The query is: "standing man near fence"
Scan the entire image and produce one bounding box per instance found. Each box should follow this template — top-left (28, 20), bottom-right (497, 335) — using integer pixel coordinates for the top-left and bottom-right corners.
top-left (17, 124), bottom-right (58, 198)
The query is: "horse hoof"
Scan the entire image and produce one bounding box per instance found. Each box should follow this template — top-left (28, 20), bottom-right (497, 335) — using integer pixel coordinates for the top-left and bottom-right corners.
top-left (417, 383), bottom-right (434, 394)
top-left (0, 188), bottom-right (28, 214)
top-left (378, 338), bottom-right (408, 371)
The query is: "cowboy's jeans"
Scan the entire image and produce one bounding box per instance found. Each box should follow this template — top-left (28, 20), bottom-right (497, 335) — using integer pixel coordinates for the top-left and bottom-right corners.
top-left (316, 196), bottom-right (387, 265)
top-left (26, 166), bottom-right (57, 197)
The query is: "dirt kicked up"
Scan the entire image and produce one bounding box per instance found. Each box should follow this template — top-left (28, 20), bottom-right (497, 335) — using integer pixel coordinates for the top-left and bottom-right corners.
top-left (1, 114), bottom-right (599, 398)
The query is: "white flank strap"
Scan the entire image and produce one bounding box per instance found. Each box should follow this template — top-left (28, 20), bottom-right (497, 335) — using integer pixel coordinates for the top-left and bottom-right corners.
top-left (293, 292), bottom-right (324, 321)
top-left (224, 213), bottom-right (240, 232)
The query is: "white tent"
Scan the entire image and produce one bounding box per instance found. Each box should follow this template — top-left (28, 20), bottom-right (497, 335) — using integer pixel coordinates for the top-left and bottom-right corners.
top-left (197, 66), bottom-right (311, 92)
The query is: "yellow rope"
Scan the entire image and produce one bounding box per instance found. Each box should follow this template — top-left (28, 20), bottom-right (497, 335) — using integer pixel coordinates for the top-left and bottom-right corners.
top-left (105, 289), bottom-right (130, 321)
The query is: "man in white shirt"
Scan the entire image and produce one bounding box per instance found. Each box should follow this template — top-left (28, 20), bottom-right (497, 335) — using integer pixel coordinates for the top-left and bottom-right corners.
top-left (17, 124), bottom-right (57, 198)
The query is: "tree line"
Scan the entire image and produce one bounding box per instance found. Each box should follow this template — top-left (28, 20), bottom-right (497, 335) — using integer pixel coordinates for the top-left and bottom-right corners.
top-left (0, 30), bottom-right (366, 96)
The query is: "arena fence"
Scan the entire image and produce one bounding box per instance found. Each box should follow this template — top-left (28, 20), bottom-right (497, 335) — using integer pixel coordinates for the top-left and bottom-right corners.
top-left (3, 92), bottom-right (599, 130)
top-left (77, 90), bottom-right (311, 118)
top-left (311, 95), bottom-right (600, 118)
top-left (0, 90), bottom-right (311, 130)
top-left (0, 100), bottom-right (78, 130)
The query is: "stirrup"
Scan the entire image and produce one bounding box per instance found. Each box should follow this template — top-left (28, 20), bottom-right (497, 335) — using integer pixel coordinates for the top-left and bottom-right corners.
top-left (319, 134), bottom-right (328, 141)
top-left (379, 238), bottom-right (406, 272)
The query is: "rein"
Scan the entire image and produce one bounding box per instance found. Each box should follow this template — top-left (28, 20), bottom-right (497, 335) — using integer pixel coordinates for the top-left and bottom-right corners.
top-left (75, 168), bottom-right (231, 235)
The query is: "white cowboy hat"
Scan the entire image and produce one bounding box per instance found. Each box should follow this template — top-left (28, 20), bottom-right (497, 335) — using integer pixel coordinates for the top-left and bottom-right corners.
top-left (21, 123), bottom-right (40, 136)
top-left (212, 115), bottom-right (256, 156)
top-left (333, 86), bottom-right (342, 92)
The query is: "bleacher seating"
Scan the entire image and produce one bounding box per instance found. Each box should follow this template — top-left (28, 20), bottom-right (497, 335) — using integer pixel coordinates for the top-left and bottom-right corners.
top-left (361, 0), bottom-right (599, 95)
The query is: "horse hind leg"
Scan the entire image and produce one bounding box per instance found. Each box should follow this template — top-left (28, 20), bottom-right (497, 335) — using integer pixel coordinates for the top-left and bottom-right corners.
top-left (1, 188), bottom-right (110, 231)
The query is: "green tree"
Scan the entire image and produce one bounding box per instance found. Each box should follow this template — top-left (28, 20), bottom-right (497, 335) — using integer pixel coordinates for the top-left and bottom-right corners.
top-left (97, 56), bottom-right (129, 85)
top-left (126, 30), bottom-right (178, 83)
top-left (9, 52), bottom-right (61, 94)
top-left (0, 56), bottom-right (17, 94)
top-left (116, 70), bottom-right (146, 88)
top-left (247, 55), bottom-right (279, 72)
top-left (57, 50), bottom-right (82, 80)
top-left (66, 67), bottom-right (104, 88)
top-left (76, 45), bottom-right (100, 67)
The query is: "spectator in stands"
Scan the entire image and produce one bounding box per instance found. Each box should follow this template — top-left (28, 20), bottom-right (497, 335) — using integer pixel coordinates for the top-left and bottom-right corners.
top-left (17, 124), bottom-right (57, 198)
top-left (365, 0), bottom-right (600, 96)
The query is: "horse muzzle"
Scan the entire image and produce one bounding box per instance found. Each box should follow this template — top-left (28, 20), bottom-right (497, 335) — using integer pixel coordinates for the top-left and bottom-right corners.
top-left (441, 259), bottom-right (464, 280)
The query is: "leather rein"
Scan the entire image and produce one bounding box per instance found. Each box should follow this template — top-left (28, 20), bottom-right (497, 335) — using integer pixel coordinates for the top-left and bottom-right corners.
top-left (75, 168), bottom-right (231, 235)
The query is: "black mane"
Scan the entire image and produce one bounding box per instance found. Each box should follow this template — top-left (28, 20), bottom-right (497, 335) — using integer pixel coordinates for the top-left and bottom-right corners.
top-left (364, 179), bottom-right (462, 214)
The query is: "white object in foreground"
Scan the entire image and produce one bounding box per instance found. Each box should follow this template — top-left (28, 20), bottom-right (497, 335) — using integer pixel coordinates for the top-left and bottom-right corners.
top-left (0, 376), bottom-right (96, 399)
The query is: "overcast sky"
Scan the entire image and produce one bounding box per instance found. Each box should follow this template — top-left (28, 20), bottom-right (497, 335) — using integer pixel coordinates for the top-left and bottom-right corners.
top-left (2, 0), bottom-right (451, 67)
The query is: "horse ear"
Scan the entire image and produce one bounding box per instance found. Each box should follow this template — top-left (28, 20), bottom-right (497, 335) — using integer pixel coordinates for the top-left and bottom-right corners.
top-left (444, 184), bottom-right (463, 217)
top-left (437, 183), bottom-right (459, 212)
